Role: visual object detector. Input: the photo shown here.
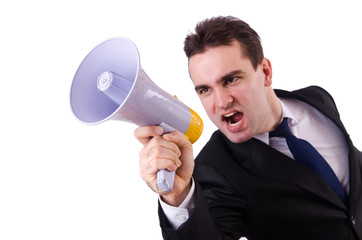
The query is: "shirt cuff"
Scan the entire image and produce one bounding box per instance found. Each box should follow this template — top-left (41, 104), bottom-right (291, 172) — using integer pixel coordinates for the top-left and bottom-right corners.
top-left (159, 178), bottom-right (196, 229)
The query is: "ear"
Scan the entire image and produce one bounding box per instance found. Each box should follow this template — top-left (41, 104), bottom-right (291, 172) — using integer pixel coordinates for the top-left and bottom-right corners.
top-left (260, 58), bottom-right (273, 87)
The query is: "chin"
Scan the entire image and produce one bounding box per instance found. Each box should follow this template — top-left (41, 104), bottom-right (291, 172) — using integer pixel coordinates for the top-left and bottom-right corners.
top-left (222, 130), bottom-right (251, 144)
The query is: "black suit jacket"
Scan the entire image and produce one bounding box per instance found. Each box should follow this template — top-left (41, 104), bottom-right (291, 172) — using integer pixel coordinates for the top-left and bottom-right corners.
top-left (159, 86), bottom-right (362, 240)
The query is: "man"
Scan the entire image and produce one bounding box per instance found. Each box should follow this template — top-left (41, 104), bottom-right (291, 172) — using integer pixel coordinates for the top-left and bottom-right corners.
top-left (135, 16), bottom-right (362, 239)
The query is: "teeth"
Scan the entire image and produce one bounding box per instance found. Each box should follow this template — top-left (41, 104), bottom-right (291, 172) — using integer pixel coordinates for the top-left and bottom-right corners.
top-left (228, 121), bottom-right (240, 127)
top-left (224, 111), bottom-right (237, 118)
top-left (223, 111), bottom-right (242, 127)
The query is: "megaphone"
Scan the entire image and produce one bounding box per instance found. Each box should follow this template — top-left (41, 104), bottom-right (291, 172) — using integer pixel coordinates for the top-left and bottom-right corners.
top-left (70, 37), bottom-right (203, 192)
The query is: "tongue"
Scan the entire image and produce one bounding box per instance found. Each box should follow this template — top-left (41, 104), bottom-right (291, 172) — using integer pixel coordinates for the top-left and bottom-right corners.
top-left (230, 112), bottom-right (243, 123)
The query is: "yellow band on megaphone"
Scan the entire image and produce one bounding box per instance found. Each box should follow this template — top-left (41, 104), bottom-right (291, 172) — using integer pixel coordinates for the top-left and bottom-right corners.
top-left (184, 107), bottom-right (203, 144)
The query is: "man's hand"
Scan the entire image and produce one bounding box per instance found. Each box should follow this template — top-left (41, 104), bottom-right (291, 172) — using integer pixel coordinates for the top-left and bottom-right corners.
top-left (134, 126), bottom-right (194, 206)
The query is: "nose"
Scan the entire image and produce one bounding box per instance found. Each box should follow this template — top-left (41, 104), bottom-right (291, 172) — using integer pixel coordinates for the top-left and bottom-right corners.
top-left (215, 88), bottom-right (233, 109)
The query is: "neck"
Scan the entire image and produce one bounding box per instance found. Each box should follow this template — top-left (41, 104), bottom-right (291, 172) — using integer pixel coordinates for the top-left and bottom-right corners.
top-left (267, 89), bottom-right (283, 131)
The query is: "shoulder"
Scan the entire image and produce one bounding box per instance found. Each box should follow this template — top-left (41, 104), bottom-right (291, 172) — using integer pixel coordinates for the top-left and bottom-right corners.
top-left (275, 85), bottom-right (333, 100)
top-left (275, 86), bottom-right (339, 114)
top-left (195, 130), bottom-right (252, 168)
top-left (194, 130), bottom-right (234, 170)
top-left (196, 130), bottom-right (228, 162)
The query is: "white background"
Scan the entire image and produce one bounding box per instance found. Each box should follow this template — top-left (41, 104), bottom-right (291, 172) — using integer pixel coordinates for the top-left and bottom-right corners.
top-left (1, 0), bottom-right (361, 239)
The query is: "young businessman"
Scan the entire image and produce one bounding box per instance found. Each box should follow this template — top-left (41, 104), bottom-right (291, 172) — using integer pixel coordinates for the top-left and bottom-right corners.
top-left (135, 16), bottom-right (362, 239)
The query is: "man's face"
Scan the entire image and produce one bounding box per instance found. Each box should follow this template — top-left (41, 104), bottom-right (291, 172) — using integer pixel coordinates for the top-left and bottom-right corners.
top-left (189, 41), bottom-right (274, 143)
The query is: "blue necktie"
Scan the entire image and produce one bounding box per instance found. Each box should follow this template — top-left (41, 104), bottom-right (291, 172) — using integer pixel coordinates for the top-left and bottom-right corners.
top-left (270, 118), bottom-right (347, 204)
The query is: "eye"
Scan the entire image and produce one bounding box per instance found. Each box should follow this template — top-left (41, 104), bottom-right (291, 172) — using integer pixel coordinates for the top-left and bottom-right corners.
top-left (224, 76), bottom-right (239, 86)
top-left (198, 87), bottom-right (210, 95)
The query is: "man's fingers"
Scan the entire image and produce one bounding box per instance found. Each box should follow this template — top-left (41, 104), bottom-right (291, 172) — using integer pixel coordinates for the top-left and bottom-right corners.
top-left (139, 136), bottom-right (182, 171)
top-left (162, 131), bottom-right (193, 152)
top-left (135, 127), bottom-right (194, 197)
top-left (134, 126), bottom-right (163, 145)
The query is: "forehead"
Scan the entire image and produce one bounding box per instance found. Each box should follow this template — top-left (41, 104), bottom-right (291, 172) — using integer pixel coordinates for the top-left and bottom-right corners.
top-left (188, 41), bottom-right (253, 82)
top-left (190, 41), bottom-right (243, 64)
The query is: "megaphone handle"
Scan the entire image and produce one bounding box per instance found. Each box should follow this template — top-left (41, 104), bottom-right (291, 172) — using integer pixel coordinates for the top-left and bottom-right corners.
top-left (155, 122), bottom-right (177, 192)
top-left (156, 170), bottom-right (175, 192)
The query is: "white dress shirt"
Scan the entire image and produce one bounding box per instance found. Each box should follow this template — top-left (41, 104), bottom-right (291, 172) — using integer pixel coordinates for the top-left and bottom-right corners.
top-left (160, 98), bottom-right (350, 229)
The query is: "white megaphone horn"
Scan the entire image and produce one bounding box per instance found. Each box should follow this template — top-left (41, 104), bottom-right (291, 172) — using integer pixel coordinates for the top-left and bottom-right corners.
top-left (70, 37), bottom-right (203, 192)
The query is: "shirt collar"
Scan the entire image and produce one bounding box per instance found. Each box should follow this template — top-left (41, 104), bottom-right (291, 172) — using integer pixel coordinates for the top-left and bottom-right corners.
top-left (253, 99), bottom-right (299, 145)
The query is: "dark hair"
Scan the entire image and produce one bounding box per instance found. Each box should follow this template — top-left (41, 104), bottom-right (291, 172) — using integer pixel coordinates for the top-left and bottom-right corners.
top-left (184, 16), bottom-right (264, 70)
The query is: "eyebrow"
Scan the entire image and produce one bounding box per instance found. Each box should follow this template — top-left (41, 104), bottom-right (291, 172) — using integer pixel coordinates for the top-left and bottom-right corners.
top-left (194, 69), bottom-right (245, 92)
top-left (194, 84), bottom-right (208, 93)
top-left (219, 70), bottom-right (245, 83)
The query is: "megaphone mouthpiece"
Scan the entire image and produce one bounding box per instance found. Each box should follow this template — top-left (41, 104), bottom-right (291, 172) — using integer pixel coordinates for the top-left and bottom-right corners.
top-left (97, 71), bottom-right (133, 105)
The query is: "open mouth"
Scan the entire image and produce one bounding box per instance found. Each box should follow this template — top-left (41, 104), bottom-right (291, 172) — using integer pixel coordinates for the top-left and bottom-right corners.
top-left (223, 111), bottom-right (243, 126)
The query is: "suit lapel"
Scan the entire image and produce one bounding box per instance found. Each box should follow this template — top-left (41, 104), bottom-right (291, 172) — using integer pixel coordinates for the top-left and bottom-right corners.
top-left (224, 136), bottom-right (347, 209)
top-left (348, 146), bottom-right (362, 213)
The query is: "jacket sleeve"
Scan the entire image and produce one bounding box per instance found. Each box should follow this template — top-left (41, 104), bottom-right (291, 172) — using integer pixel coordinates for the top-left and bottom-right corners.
top-left (158, 163), bottom-right (246, 240)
